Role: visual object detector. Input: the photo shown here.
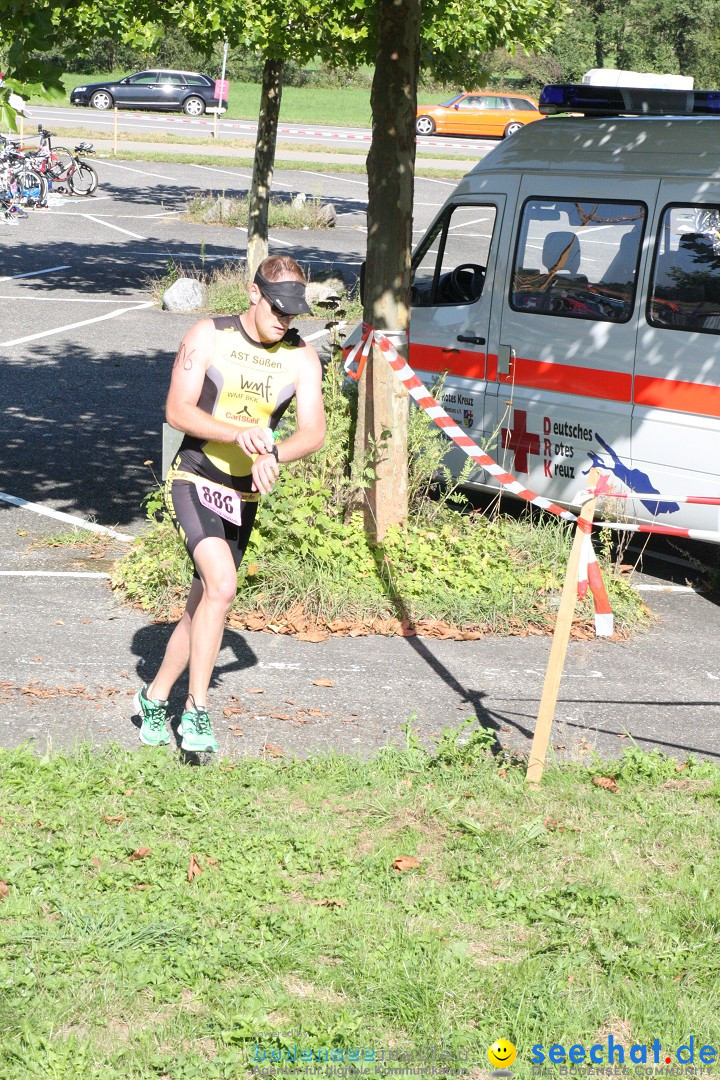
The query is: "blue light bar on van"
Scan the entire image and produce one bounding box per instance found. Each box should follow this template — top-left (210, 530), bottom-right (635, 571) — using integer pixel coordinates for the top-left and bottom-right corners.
top-left (539, 84), bottom-right (720, 117)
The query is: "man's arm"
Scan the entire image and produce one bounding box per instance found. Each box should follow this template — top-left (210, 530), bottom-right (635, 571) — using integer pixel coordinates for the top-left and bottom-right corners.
top-left (165, 320), bottom-right (273, 456)
top-left (250, 345), bottom-right (326, 494)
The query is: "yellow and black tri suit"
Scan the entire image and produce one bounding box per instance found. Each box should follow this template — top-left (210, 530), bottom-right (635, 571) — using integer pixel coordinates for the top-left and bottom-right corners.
top-left (165, 315), bottom-right (302, 574)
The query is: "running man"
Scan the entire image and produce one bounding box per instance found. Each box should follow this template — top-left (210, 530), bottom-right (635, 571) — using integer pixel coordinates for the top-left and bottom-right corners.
top-left (134, 255), bottom-right (326, 751)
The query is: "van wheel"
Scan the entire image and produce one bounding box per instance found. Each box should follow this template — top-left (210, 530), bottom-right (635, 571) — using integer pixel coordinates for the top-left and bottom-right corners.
top-left (416, 115), bottom-right (436, 136)
top-left (504, 122), bottom-right (523, 137)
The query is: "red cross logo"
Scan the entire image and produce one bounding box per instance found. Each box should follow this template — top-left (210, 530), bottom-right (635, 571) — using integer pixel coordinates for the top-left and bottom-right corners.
top-left (501, 409), bottom-right (540, 473)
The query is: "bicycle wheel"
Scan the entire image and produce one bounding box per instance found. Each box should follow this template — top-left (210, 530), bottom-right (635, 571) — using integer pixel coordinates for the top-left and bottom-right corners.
top-left (47, 148), bottom-right (74, 182)
top-left (17, 166), bottom-right (48, 206)
top-left (69, 162), bottom-right (98, 196)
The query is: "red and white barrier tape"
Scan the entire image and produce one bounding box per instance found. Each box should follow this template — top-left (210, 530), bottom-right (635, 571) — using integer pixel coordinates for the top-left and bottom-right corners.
top-left (344, 325), bottom-right (578, 523)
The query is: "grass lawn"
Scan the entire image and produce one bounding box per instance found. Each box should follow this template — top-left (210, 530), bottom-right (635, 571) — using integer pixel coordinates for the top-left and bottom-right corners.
top-left (1, 736), bottom-right (718, 1077)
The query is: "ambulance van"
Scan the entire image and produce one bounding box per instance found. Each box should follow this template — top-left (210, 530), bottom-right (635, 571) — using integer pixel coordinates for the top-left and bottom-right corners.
top-left (346, 83), bottom-right (720, 533)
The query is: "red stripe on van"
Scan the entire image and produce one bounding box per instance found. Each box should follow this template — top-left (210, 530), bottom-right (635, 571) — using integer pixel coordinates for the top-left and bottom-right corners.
top-left (409, 342), bottom-right (486, 380)
top-left (634, 376), bottom-right (720, 417)
top-left (499, 357), bottom-right (632, 402)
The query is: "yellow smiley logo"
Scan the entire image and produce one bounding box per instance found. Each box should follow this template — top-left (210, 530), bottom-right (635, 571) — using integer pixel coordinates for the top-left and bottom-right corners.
top-left (488, 1040), bottom-right (517, 1069)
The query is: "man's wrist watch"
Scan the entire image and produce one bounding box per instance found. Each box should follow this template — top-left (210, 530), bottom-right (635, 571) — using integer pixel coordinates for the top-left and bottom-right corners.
top-left (270, 444), bottom-right (280, 463)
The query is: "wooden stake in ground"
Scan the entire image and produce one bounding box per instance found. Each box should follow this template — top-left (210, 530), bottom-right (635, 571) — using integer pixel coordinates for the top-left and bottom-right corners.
top-left (526, 469), bottom-right (600, 786)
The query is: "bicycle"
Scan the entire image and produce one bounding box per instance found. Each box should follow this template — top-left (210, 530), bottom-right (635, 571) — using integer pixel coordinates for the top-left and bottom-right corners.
top-left (23, 133), bottom-right (98, 196)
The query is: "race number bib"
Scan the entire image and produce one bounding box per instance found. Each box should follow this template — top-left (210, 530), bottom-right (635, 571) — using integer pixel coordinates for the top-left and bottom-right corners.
top-left (194, 479), bottom-right (243, 527)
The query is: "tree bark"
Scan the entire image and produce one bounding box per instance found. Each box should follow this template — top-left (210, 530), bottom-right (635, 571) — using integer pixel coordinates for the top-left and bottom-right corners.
top-left (358, 0), bottom-right (420, 541)
top-left (246, 57), bottom-right (284, 279)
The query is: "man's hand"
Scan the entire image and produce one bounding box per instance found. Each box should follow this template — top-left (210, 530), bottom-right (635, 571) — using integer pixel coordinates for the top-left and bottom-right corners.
top-left (236, 426), bottom-right (274, 457)
top-left (251, 453), bottom-right (280, 495)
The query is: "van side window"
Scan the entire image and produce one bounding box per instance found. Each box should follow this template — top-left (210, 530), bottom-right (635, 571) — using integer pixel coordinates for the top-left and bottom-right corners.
top-left (511, 198), bottom-right (645, 323)
top-left (411, 204), bottom-right (497, 307)
top-left (648, 206), bottom-right (720, 333)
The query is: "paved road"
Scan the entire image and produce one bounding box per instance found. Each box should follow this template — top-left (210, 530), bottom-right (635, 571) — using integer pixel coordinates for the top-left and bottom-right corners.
top-left (1, 154), bottom-right (719, 765)
top-left (23, 104), bottom-right (495, 160)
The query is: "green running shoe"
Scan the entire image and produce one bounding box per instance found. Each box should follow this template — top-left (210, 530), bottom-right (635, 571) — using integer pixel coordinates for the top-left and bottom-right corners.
top-left (134, 684), bottom-right (170, 747)
top-left (179, 705), bottom-right (218, 753)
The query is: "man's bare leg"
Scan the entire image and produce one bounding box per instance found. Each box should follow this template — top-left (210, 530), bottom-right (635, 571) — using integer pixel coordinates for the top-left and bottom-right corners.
top-left (184, 536), bottom-right (238, 709)
top-left (147, 576), bottom-right (204, 703)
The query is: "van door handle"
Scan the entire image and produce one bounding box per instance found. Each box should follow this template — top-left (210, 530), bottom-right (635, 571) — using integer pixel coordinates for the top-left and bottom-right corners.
top-left (457, 334), bottom-right (485, 345)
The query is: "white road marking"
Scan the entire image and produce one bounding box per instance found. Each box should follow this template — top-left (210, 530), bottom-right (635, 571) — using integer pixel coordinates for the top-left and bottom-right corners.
top-left (0, 265), bottom-right (70, 281)
top-left (0, 571), bottom-right (110, 579)
top-left (298, 170), bottom-right (368, 188)
top-left (420, 177), bottom-right (457, 187)
top-left (0, 295), bottom-right (148, 303)
top-left (0, 490), bottom-right (134, 541)
top-left (0, 301), bottom-right (154, 348)
top-left (189, 163), bottom-right (252, 181)
top-left (82, 215), bottom-right (147, 240)
top-left (634, 584), bottom-right (696, 593)
top-left (235, 226), bottom-right (291, 247)
top-left (98, 160), bottom-right (178, 182)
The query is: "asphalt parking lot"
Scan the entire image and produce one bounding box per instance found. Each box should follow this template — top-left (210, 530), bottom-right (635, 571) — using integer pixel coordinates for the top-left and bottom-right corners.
top-left (2, 157), bottom-right (720, 764)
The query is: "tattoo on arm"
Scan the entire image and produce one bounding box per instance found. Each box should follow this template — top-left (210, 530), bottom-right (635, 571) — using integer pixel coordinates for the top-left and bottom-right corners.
top-left (173, 343), bottom-right (194, 371)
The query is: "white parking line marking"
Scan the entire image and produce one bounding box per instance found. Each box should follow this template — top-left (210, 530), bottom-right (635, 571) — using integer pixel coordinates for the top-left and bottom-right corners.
top-left (0, 265), bottom-right (70, 281)
top-left (0, 301), bottom-right (154, 348)
top-left (98, 160), bottom-right (178, 182)
top-left (82, 215), bottom-right (147, 240)
top-left (298, 170), bottom-right (368, 188)
top-left (235, 226), bottom-right (291, 247)
top-left (0, 571), bottom-right (110, 579)
top-left (0, 490), bottom-right (134, 541)
top-left (635, 584), bottom-right (696, 593)
top-left (0, 295), bottom-right (148, 303)
top-left (420, 177), bottom-right (457, 187)
top-left (189, 163), bottom-right (252, 181)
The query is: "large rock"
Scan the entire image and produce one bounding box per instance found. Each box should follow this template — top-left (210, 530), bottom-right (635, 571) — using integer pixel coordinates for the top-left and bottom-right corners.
top-left (305, 281), bottom-right (343, 307)
top-left (316, 202), bottom-right (337, 228)
top-left (162, 278), bottom-right (208, 313)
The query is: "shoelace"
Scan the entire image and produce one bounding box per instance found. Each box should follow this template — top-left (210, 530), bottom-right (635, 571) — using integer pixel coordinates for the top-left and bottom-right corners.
top-left (145, 702), bottom-right (167, 730)
top-left (193, 710), bottom-right (212, 735)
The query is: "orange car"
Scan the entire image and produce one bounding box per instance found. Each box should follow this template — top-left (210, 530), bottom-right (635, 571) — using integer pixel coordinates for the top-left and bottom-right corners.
top-left (415, 91), bottom-right (543, 138)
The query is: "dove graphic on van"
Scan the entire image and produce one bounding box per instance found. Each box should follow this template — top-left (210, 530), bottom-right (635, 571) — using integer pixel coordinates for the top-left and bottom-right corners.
top-left (583, 433), bottom-right (680, 515)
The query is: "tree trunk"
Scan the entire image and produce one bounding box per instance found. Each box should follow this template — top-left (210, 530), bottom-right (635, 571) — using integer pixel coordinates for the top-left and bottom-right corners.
top-left (358, 0), bottom-right (420, 542)
top-left (246, 57), bottom-right (284, 279)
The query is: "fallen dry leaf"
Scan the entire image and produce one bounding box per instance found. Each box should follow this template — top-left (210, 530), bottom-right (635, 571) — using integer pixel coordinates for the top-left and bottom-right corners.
top-left (102, 813), bottom-right (125, 824)
top-left (497, 768), bottom-right (508, 779)
top-left (55, 619), bottom-right (64, 626)
top-left (314, 898), bottom-right (346, 908)
top-left (128, 847), bottom-right (152, 860)
top-left (270, 712), bottom-right (294, 722)
top-left (0, 881), bottom-right (9, 899)
top-left (246, 562), bottom-right (259, 576)
top-left (131, 883), bottom-right (153, 891)
top-left (592, 776), bottom-right (620, 794)
top-left (91, 856), bottom-right (101, 868)
top-left (263, 742), bottom-right (286, 757)
top-left (616, 732), bottom-right (630, 739)
top-left (228, 724), bottom-right (243, 731)
top-left (392, 855), bottom-right (420, 872)
top-left (296, 630), bottom-right (329, 643)
top-left (124, 789), bottom-right (134, 797)
top-left (31, 657), bottom-right (43, 663)
top-left (675, 762), bottom-right (688, 773)
top-left (313, 678), bottom-right (334, 688)
top-left (205, 856), bottom-right (219, 868)
top-left (187, 853), bottom-right (203, 882)
top-left (245, 687), bottom-right (264, 695)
